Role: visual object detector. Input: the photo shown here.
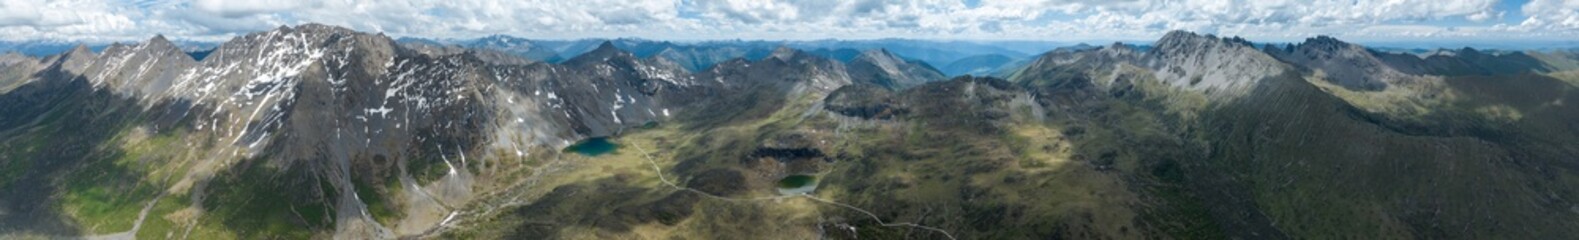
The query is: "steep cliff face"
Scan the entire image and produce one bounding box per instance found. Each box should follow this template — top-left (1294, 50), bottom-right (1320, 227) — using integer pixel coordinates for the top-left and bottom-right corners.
top-left (1145, 31), bottom-right (1291, 95)
top-left (846, 49), bottom-right (947, 90)
top-left (0, 25), bottom-right (635, 238)
top-left (0, 52), bottom-right (43, 92)
top-left (1264, 36), bottom-right (1425, 90)
top-left (78, 35), bottom-right (199, 100)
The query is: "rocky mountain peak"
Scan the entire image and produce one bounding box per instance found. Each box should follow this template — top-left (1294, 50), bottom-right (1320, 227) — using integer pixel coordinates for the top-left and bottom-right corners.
top-left (1450, 47), bottom-right (1486, 58)
top-left (769, 46), bottom-right (802, 61)
top-left (565, 41), bottom-right (632, 65)
top-left (1156, 30), bottom-right (1201, 44)
top-left (1289, 35), bottom-right (1365, 57)
top-left (848, 48), bottom-right (946, 90)
top-left (1146, 30), bottom-right (1287, 93)
top-left (0, 52), bottom-right (29, 65)
top-left (1303, 36), bottom-right (1347, 48)
top-left (873, 47), bottom-right (894, 56)
top-left (593, 41), bottom-right (619, 52)
top-left (211, 25), bottom-right (333, 55)
top-left (143, 35), bottom-right (186, 55)
top-left (80, 33), bottom-right (201, 98)
top-left (149, 34), bottom-right (173, 46)
top-left (44, 44), bottom-right (97, 75)
top-left (1097, 42), bottom-right (1141, 57)
top-left (855, 48), bottom-right (900, 61)
top-left (291, 23), bottom-right (361, 36)
top-left (1154, 30), bottom-right (1256, 53)
top-left (215, 23), bottom-right (370, 50)
top-left (63, 44), bottom-right (94, 59)
top-left (1266, 35), bottom-right (1407, 90)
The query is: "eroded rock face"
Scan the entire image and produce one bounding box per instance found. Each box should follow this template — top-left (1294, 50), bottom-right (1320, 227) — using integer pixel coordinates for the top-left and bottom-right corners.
top-left (748, 147), bottom-right (825, 161)
top-left (846, 49), bottom-right (947, 90)
top-left (739, 132), bottom-right (833, 178)
top-left (1263, 36), bottom-right (1424, 91)
top-left (0, 24), bottom-right (727, 238)
top-left (1148, 31), bottom-right (1289, 94)
top-left (823, 84), bottom-right (906, 119)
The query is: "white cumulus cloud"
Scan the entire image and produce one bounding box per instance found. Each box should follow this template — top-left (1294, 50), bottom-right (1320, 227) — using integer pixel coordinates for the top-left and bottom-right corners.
top-left (192, 0), bottom-right (315, 18)
top-left (1521, 0), bottom-right (1579, 30)
top-left (0, 0), bottom-right (1573, 43)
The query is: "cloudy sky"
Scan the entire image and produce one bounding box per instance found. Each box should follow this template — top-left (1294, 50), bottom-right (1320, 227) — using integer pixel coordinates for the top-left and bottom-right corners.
top-left (0, 0), bottom-right (1577, 44)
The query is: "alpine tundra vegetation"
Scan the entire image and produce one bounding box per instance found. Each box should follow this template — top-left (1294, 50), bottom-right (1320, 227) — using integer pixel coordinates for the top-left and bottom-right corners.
top-left (3, 0), bottom-right (1579, 239)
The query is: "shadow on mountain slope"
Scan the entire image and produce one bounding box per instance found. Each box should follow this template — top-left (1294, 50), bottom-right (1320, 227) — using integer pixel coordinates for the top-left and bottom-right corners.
top-left (0, 70), bottom-right (162, 236)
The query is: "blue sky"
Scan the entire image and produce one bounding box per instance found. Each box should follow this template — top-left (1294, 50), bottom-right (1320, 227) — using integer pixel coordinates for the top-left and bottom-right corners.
top-left (0, 0), bottom-right (1576, 45)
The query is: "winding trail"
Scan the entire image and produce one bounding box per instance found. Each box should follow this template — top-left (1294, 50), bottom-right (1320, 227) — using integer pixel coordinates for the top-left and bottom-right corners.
top-left (629, 143), bottom-right (957, 240)
top-left (802, 195), bottom-right (958, 240)
top-left (72, 184), bottom-right (170, 240)
top-left (631, 143), bottom-right (788, 202)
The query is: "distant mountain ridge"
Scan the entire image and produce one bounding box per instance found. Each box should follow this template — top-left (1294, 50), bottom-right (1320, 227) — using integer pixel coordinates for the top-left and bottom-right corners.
top-left (378, 36), bottom-right (1066, 73)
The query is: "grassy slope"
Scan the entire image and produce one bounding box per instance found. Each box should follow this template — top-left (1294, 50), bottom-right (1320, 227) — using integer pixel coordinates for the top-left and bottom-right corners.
top-left (445, 53), bottom-right (1579, 239)
top-left (453, 76), bottom-right (1190, 239)
top-left (0, 76), bottom-right (333, 238)
top-left (0, 82), bottom-right (164, 235)
top-left (1196, 70), bottom-right (1579, 238)
top-left (197, 154), bottom-right (338, 239)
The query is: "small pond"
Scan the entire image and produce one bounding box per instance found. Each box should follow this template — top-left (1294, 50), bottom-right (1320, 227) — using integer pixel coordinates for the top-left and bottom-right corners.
top-left (777, 174), bottom-right (818, 195)
top-left (565, 137), bottom-right (618, 157)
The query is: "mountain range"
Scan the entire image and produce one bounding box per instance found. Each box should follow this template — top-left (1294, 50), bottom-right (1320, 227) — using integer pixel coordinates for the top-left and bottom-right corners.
top-left (1, 24), bottom-right (1578, 239)
top-left (6, 35), bottom-right (1066, 80)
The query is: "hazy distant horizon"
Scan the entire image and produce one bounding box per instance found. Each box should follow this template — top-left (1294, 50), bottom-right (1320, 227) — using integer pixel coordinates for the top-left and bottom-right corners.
top-left (5, 25), bottom-right (1578, 58)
